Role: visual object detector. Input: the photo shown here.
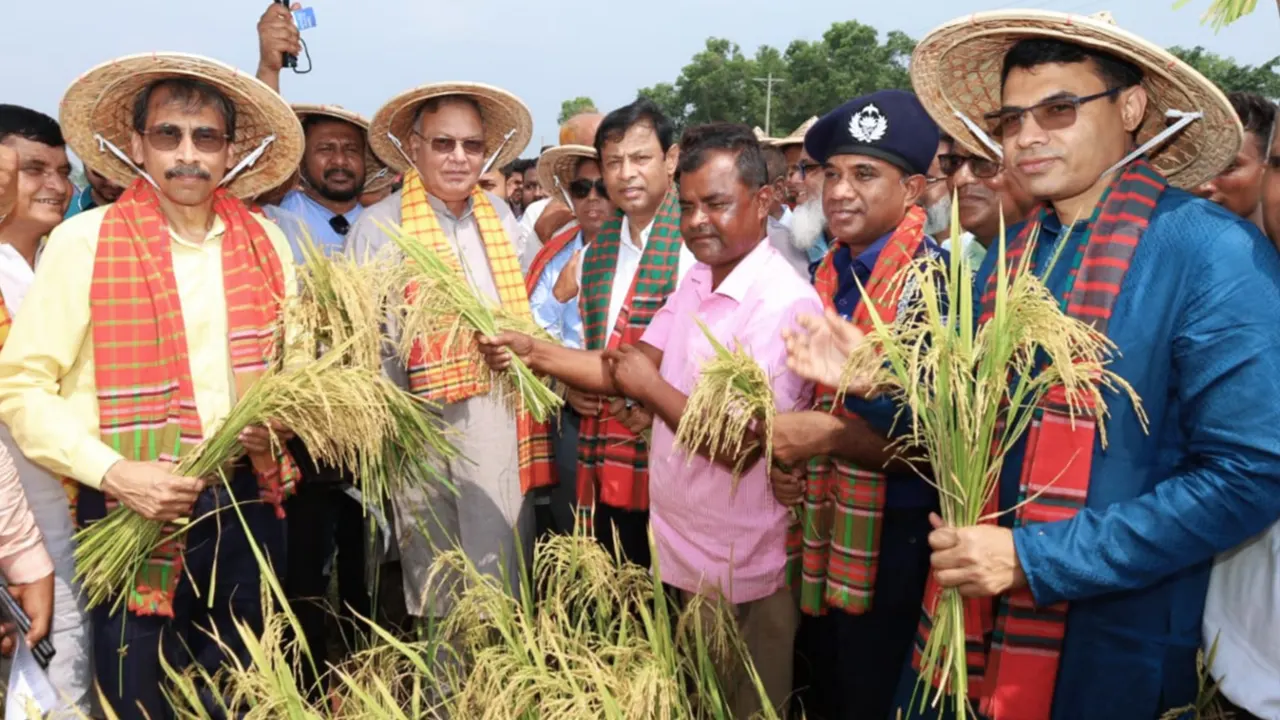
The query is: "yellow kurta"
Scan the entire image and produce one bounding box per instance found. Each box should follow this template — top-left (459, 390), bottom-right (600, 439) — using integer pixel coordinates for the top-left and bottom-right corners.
top-left (0, 204), bottom-right (297, 490)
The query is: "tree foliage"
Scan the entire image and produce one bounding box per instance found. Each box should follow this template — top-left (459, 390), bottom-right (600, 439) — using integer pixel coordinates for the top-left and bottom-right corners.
top-left (1169, 46), bottom-right (1280, 98)
top-left (557, 96), bottom-right (598, 125)
top-left (638, 21), bottom-right (915, 136)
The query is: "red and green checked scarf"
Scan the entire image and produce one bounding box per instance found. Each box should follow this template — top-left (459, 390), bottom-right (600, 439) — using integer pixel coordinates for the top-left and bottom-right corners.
top-left (576, 189), bottom-right (683, 514)
top-left (400, 171), bottom-right (553, 494)
top-left (525, 222), bottom-right (581, 296)
top-left (789, 205), bottom-right (926, 616)
top-left (911, 159), bottom-right (1164, 718)
top-left (76, 179), bottom-right (298, 617)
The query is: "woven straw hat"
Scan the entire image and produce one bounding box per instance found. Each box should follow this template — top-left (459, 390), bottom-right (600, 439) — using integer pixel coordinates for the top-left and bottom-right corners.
top-left (910, 10), bottom-right (1241, 189)
top-left (292, 104), bottom-right (393, 193)
top-left (59, 53), bottom-right (304, 200)
top-left (368, 82), bottom-right (532, 175)
top-left (768, 117), bottom-right (819, 148)
top-left (537, 145), bottom-right (598, 201)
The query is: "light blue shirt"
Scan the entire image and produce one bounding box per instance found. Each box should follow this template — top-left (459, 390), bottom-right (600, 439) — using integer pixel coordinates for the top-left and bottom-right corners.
top-left (529, 231), bottom-right (585, 349)
top-left (274, 189), bottom-right (364, 260)
top-left (64, 186), bottom-right (98, 219)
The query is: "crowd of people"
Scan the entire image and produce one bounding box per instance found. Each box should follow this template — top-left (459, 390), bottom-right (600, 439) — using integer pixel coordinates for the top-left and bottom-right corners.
top-left (0, 4), bottom-right (1278, 720)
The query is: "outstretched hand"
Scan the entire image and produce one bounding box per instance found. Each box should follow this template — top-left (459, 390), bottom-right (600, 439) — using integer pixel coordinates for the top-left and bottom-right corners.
top-left (783, 309), bottom-right (873, 395)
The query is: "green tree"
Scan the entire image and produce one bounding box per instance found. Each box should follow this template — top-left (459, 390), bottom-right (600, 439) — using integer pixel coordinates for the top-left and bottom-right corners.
top-left (1169, 46), bottom-right (1280, 97)
top-left (558, 96), bottom-right (598, 125)
top-left (637, 21), bottom-right (916, 135)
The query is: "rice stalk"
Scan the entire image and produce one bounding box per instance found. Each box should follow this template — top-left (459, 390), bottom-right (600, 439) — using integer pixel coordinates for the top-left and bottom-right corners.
top-left (73, 340), bottom-right (459, 612)
top-left (285, 230), bottom-right (400, 371)
top-left (835, 202), bottom-right (1146, 718)
top-left (377, 220), bottom-right (563, 423)
top-left (674, 318), bottom-right (776, 489)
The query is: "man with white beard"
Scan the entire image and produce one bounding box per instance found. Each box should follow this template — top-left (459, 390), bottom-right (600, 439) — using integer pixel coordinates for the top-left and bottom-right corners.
top-left (920, 136), bottom-right (954, 239)
top-left (784, 142), bottom-right (830, 282)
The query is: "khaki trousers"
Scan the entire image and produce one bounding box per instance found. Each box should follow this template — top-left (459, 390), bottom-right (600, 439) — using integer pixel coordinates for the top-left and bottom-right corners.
top-left (681, 585), bottom-right (800, 719)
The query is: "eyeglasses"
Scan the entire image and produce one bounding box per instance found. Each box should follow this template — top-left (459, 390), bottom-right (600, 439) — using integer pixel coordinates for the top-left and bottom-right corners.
top-left (790, 161), bottom-right (822, 179)
top-left (413, 131), bottom-right (486, 157)
top-left (328, 214), bottom-right (350, 236)
top-left (568, 178), bottom-right (608, 200)
top-left (983, 87), bottom-right (1124, 139)
top-left (142, 124), bottom-right (230, 153)
top-left (937, 153), bottom-right (1002, 179)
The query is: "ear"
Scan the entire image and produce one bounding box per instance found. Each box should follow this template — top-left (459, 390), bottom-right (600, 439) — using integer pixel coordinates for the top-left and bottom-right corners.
top-left (225, 148), bottom-right (235, 172)
top-left (1120, 85), bottom-right (1148, 135)
top-left (129, 132), bottom-right (145, 166)
top-left (664, 144), bottom-right (680, 178)
top-left (755, 184), bottom-right (773, 223)
top-left (901, 173), bottom-right (928, 208)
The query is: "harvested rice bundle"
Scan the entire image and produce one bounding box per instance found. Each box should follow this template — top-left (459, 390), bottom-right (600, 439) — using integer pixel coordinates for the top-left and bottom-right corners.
top-left (74, 343), bottom-right (458, 612)
top-left (673, 319), bottom-right (775, 486)
top-left (379, 221), bottom-right (562, 422)
top-left (838, 217), bottom-right (1145, 717)
top-left (287, 231), bottom-right (400, 371)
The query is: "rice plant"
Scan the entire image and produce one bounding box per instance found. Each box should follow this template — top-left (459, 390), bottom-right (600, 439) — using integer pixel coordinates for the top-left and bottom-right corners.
top-left (73, 342), bottom-right (459, 612)
top-left (674, 319), bottom-right (776, 486)
top-left (377, 221), bottom-right (563, 423)
top-left (151, 533), bottom-right (784, 720)
top-left (836, 207), bottom-right (1146, 718)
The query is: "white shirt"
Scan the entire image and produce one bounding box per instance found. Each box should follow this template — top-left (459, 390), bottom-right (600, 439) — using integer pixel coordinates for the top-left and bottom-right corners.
top-left (771, 205), bottom-right (794, 231)
top-left (517, 198), bottom-right (551, 270)
top-left (601, 214), bottom-right (695, 337)
top-left (0, 243), bottom-right (43, 315)
top-left (1204, 521), bottom-right (1280, 719)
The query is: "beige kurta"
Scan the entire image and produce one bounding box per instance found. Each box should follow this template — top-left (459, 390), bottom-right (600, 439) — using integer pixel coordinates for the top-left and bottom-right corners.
top-left (345, 189), bottom-right (532, 617)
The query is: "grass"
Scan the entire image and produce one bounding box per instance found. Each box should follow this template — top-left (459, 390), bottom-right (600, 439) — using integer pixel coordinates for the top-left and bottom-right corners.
top-left (73, 341), bottom-right (459, 613)
top-left (837, 202), bottom-right (1145, 717)
top-left (674, 319), bottom-right (776, 487)
top-left (377, 221), bottom-right (563, 423)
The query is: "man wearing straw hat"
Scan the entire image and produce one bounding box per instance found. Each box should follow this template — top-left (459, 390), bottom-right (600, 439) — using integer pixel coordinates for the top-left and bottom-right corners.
top-left (344, 82), bottom-right (548, 620)
top-left (788, 10), bottom-right (1280, 719)
top-left (0, 53), bottom-right (304, 718)
top-left (525, 142), bottom-right (615, 536)
top-left (772, 117), bottom-right (831, 277)
top-left (1194, 91), bottom-right (1275, 231)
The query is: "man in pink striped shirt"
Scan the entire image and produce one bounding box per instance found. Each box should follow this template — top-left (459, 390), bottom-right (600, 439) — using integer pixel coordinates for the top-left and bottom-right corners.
top-left (0, 443), bottom-right (53, 657)
top-left (607, 122), bottom-right (822, 718)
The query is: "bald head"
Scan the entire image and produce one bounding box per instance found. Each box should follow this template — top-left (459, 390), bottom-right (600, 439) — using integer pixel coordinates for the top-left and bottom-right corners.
top-left (560, 113), bottom-right (603, 146)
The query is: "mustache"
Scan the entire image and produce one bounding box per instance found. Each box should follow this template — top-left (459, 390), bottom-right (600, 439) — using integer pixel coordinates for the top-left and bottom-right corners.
top-left (166, 164), bottom-right (211, 180)
top-left (323, 168), bottom-right (357, 182)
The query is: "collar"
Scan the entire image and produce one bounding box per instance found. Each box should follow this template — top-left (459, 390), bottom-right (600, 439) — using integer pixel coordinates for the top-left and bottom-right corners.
top-left (168, 214), bottom-right (227, 250)
top-left (687, 237), bottom-right (772, 304)
top-left (292, 189), bottom-right (359, 221)
top-left (620, 213), bottom-right (656, 251)
top-left (426, 192), bottom-right (473, 222)
top-left (850, 230), bottom-right (895, 273)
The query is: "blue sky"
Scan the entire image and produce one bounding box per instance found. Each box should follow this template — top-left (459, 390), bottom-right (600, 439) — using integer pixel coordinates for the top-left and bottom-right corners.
top-left (3, 0), bottom-right (1275, 162)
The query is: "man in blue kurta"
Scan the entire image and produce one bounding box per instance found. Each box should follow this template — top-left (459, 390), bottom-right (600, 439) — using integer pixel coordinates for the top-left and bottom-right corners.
top-left (786, 11), bottom-right (1280, 720)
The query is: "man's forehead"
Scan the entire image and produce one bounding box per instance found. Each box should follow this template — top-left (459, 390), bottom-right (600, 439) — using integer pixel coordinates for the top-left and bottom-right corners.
top-left (1001, 61), bottom-right (1107, 104)
top-left (306, 119), bottom-right (364, 142)
top-left (573, 159), bottom-right (601, 178)
top-left (602, 122), bottom-right (660, 155)
top-left (3, 135), bottom-right (69, 163)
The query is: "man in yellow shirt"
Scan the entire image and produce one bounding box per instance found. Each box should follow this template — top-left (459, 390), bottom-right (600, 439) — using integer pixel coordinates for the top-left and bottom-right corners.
top-left (0, 53), bottom-right (303, 719)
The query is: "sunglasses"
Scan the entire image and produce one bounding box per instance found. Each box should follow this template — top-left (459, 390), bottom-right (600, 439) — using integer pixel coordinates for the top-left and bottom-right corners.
top-left (413, 131), bottom-right (486, 157)
top-left (983, 87), bottom-right (1124, 139)
top-left (568, 178), bottom-right (608, 200)
top-left (937, 153), bottom-right (1002, 179)
top-left (142, 124), bottom-right (229, 153)
top-left (329, 214), bottom-right (350, 236)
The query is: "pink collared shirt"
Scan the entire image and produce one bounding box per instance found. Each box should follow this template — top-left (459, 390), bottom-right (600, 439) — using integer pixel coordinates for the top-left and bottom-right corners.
top-left (641, 239), bottom-right (821, 603)
top-left (0, 444), bottom-right (52, 584)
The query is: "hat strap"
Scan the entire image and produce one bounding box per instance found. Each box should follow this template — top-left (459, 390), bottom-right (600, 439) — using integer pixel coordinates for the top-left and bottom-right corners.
top-left (370, 166), bottom-right (390, 182)
top-left (219, 136), bottom-right (277, 189)
top-left (554, 175), bottom-right (573, 208)
top-left (1103, 109), bottom-right (1202, 178)
top-left (94, 134), bottom-right (160, 191)
top-left (386, 133), bottom-right (417, 173)
top-left (482, 129), bottom-right (518, 175)
top-left (955, 111), bottom-right (1004, 160)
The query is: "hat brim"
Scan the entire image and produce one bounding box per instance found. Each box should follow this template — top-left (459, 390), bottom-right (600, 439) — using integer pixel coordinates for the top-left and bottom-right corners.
top-left (368, 82), bottom-right (532, 175)
top-left (766, 116), bottom-right (820, 149)
top-left (910, 10), bottom-right (1241, 189)
top-left (537, 145), bottom-right (597, 203)
top-left (59, 53), bottom-right (304, 200)
top-left (292, 104), bottom-right (394, 194)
